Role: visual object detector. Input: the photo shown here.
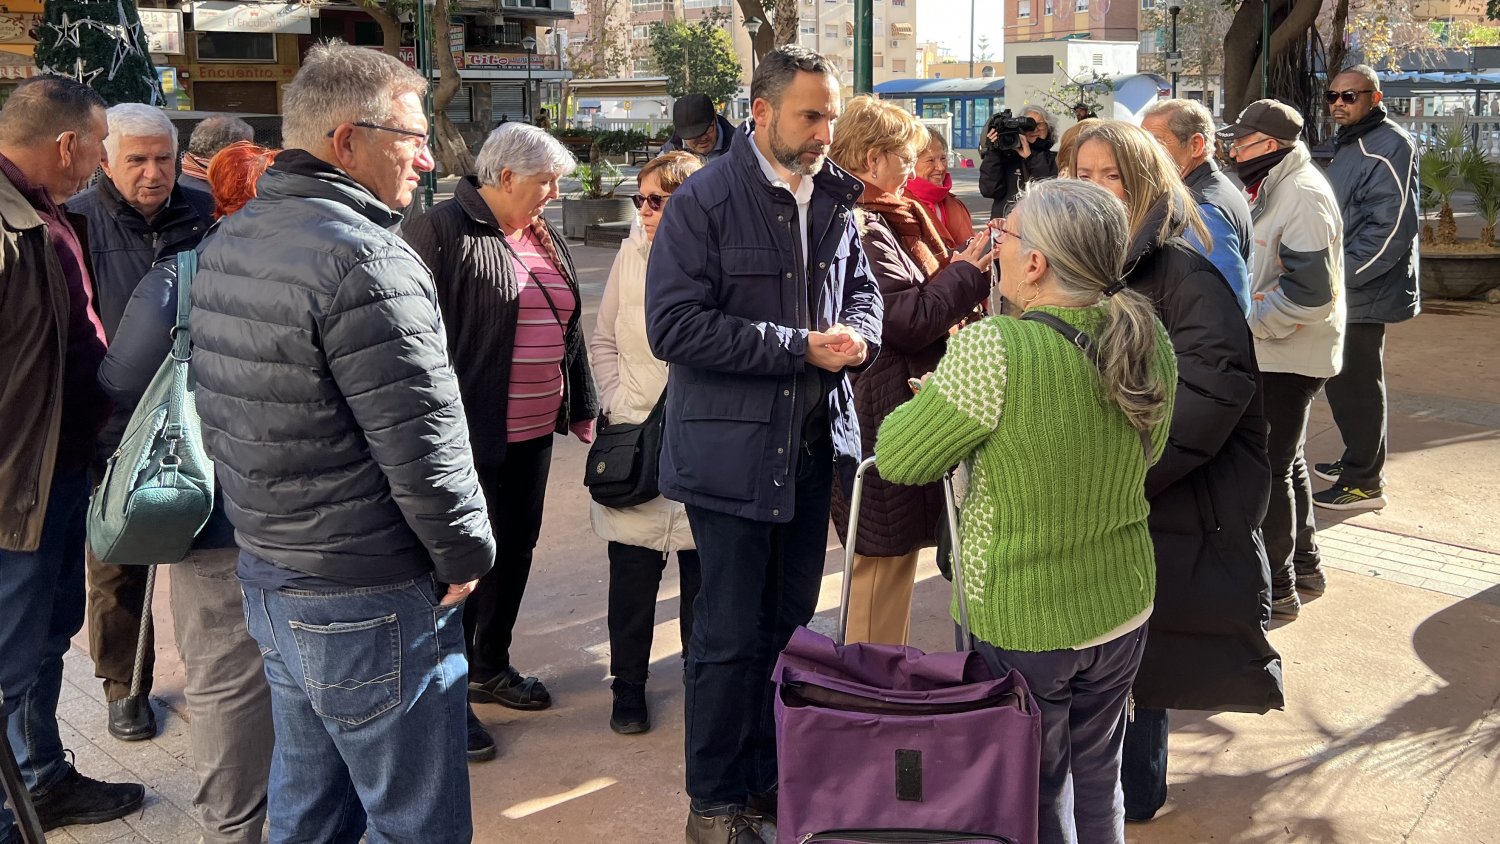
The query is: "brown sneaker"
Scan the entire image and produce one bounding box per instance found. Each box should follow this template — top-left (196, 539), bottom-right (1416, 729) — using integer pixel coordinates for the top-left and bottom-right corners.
top-left (685, 808), bottom-right (766, 843)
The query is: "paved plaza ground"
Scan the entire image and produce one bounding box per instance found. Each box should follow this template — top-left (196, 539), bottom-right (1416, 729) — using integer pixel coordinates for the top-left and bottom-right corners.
top-left (35, 172), bottom-right (1500, 843)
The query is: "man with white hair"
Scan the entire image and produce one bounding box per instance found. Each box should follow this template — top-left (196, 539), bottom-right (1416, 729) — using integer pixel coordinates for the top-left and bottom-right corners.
top-left (66, 101), bottom-right (213, 743)
top-left (189, 41), bottom-right (494, 841)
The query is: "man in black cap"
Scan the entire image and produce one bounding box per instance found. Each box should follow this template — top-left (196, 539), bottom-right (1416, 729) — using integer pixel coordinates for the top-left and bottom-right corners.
top-left (1215, 96), bottom-right (1344, 623)
top-left (659, 92), bottom-right (737, 162)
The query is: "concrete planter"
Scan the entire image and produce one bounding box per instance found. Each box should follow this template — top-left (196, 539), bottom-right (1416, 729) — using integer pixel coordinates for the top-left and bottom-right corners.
top-left (561, 197), bottom-right (634, 240)
top-left (1419, 249), bottom-right (1500, 300)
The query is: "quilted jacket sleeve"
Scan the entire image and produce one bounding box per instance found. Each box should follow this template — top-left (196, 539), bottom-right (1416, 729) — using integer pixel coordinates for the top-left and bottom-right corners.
top-left (321, 251), bottom-right (495, 585)
top-left (1145, 263), bottom-right (1260, 500)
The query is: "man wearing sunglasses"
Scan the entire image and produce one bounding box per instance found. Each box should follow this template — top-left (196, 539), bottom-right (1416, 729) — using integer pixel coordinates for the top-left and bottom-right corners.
top-left (658, 92), bottom-right (738, 162)
top-left (1320, 64), bottom-right (1421, 513)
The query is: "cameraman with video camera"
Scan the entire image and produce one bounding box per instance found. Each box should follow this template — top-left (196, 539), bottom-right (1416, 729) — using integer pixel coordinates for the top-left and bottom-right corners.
top-left (978, 105), bottom-right (1058, 219)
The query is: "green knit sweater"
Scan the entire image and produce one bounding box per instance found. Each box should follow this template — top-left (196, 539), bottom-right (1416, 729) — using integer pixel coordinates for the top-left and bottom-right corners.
top-left (874, 305), bottom-right (1178, 652)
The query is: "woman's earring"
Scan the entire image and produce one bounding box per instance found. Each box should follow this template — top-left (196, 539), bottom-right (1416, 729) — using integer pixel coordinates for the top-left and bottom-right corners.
top-left (1022, 281), bottom-right (1041, 308)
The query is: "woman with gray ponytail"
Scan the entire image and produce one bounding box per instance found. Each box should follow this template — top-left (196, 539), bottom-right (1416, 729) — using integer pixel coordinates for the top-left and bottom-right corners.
top-left (875, 179), bottom-right (1177, 844)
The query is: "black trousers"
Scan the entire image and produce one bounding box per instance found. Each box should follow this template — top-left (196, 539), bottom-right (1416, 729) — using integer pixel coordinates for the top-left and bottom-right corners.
top-left (607, 541), bottom-right (701, 685)
top-left (1323, 323), bottom-right (1388, 490)
top-left (1261, 372), bottom-right (1327, 596)
top-left (464, 434), bottom-right (552, 683)
top-left (1120, 706), bottom-right (1169, 821)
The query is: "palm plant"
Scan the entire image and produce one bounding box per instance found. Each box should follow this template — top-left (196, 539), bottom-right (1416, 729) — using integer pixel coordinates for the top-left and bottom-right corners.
top-left (1418, 123), bottom-right (1469, 245)
top-left (1462, 153), bottom-right (1500, 245)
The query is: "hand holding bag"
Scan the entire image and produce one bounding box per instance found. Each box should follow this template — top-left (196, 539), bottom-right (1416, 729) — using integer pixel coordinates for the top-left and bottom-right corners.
top-left (87, 250), bottom-right (214, 565)
top-left (582, 391), bottom-right (666, 509)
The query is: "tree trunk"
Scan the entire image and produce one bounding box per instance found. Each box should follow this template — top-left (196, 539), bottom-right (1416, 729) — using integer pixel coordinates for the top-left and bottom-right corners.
top-left (431, 0), bottom-right (476, 177)
top-left (1221, 0), bottom-right (1321, 121)
top-left (771, 0), bottom-right (799, 46)
top-left (735, 0), bottom-right (782, 65)
top-left (1438, 203), bottom-right (1459, 245)
top-left (357, 0), bottom-right (403, 56)
top-left (1326, 0), bottom-right (1350, 84)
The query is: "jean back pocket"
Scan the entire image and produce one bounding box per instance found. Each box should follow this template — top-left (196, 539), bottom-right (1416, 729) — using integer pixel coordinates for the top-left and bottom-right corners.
top-left (288, 613), bottom-right (402, 726)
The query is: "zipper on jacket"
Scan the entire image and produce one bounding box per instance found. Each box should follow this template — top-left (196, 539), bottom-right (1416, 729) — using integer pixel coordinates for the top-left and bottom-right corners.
top-left (777, 200), bottom-right (802, 490)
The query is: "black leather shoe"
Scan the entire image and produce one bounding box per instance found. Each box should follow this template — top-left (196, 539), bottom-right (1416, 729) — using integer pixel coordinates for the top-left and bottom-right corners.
top-left (107, 694), bottom-right (157, 742)
top-left (32, 765), bottom-right (145, 831)
top-left (609, 680), bottom-right (649, 735)
top-left (685, 808), bottom-right (766, 844)
top-left (467, 706), bottom-right (497, 763)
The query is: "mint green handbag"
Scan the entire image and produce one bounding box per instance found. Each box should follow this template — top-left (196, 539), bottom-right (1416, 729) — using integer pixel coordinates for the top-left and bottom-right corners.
top-left (87, 250), bottom-right (214, 565)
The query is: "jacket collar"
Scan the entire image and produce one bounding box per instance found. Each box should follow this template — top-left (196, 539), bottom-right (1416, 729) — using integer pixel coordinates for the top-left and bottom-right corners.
top-left (1182, 159), bottom-right (1221, 192)
top-left (257, 149), bottom-right (403, 229)
top-left (1255, 141), bottom-right (1312, 199)
top-left (1125, 193), bottom-right (1173, 268)
top-left (94, 175), bottom-right (208, 232)
top-left (1334, 104), bottom-right (1389, 147)
top-left (729, 120), bottom-right (863, 209)
top-left (453, 176), bottom-right (500, 228)
top-left (0, 156), bottom-right (50, 231)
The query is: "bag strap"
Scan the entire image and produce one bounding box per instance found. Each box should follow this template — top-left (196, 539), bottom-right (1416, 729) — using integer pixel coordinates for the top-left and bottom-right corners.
top-left (171, 250), bottom-right (198, 362)
top-left (1019, 310), bottom-right (1153, 461)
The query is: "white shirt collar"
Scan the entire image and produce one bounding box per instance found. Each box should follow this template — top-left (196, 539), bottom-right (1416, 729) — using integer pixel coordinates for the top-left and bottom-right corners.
top-left (748, 129), bottom-right (815, 206)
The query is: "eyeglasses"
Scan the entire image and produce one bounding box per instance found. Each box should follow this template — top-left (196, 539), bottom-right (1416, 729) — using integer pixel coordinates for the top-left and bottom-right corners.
top-left (992, 218), bottom-right (1026, 245)
top-left (1228, 136), bottom-right (1273, 156)
top-left (326, 121), bottom-right (430, 145)
top-left (631, 193), bottom-right (670, 211)
top-left (1324, 89), bottom-right (1375, 105)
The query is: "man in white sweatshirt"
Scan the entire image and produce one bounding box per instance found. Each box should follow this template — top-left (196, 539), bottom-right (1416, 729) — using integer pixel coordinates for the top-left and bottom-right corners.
top-left (1218, 99), bottom-right (1347, 620)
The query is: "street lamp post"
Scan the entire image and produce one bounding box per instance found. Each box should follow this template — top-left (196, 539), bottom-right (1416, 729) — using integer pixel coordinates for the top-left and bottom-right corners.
top-left (1168, 5), bottom-right (1182, 99)
top-left (745, 16), bottom-right (761, 77)
top-left (522, 35), bottom-right (537, 124)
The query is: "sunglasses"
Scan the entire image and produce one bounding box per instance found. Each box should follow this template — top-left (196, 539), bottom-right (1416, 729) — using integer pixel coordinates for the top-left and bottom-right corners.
top-left (1324, 89), bottom-right (1375, 105)
top-left (631, 193), bottom-right (670, 211)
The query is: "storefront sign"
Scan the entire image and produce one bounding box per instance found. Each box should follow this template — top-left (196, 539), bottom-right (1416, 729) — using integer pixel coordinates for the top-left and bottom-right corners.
top-left (0, 12), bottom-right (41, 45)
top-left (191, 1), bottom-right (312, 34)
top-left (0, 64), bottom-right (38, 80)
top-left (193, 63), bottom-right (298, 81)
top-left (140, 9), bottom-right (185, 54)
top-left (464, 52), bottom-right (546, 69)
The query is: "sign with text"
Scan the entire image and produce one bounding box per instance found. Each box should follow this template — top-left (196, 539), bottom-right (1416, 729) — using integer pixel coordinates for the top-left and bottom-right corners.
top-left (140, 9), bottom-right (185, 54)
top-left (0, 12), bottom-right (41, 45)
top-left (191, 1), bottom-right (312, 34)
top-left (465, 52), bottom-right (548, 69)
top-left (193, 63), bottom-right (298, 81)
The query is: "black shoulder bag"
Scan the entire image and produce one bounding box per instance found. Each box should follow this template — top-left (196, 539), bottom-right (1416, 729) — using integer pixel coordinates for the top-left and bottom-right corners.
top-left (584, 391), bottom-right (667, 508)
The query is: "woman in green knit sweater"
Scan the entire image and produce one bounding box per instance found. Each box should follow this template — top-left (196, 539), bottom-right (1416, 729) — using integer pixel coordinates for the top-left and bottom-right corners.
top-left (874, 179), bottom-right (1178, 844)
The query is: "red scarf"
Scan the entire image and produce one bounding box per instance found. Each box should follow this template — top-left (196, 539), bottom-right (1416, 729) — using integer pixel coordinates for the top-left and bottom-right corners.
top-left (859, 180), bottom-right (951, 277)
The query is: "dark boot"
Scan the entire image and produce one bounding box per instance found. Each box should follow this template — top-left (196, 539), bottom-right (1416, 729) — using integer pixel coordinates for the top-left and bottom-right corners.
top-left (684, 808), bottom-right (766, 844)
top-left (609, 679), bottom-right (649, 735)
top-left (106, 693), bottom-right (157, 742)
top-left (31, 765), bottom-right (145, 830)
top-left (467, 706), bottom-right (497, 762)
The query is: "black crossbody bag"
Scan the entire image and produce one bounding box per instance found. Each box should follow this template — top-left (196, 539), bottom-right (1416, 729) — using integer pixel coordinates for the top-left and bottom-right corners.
top-left (584, 391), bottom-right (666, 508)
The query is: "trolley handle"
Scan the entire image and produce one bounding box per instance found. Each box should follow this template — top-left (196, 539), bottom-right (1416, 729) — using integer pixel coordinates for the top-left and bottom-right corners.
top-left (837, 456), bottom-right (973, 650)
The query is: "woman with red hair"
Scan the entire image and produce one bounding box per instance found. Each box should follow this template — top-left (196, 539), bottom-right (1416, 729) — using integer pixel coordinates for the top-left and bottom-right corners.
top-left (95, 140), bottom-right (279, 844)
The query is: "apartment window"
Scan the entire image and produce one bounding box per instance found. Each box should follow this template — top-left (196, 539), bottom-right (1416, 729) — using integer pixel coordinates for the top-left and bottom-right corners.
top-left (874, 54), bottom-right (884, 68)
top-left (826, 26), bottom-right (838, 38)
top-left (874, 16), bottom-right (884, 36)
top-left (894, 0), bottom-right (906, 5)
top-left (1140, 30), bottom-right (1160, 53)
top-left (631, 0), bottom-right (664, 11)
top-left (683, 0), bottom-right (726, 6)
top-left (1075, 0), bottom-right (1088, 10)
top-left (632, 25), bottom-right (651, 38)
top-left (1045, 0), bottom-right (1053, 14)
top-left (892, 58), bottom-right (906, 72)
top-left (1141, 0), bottom-right (1156, 7)
top-left (1018, 0), bottom-right (1031, 17)
top-left (801, 25), bottom-right (816, 34)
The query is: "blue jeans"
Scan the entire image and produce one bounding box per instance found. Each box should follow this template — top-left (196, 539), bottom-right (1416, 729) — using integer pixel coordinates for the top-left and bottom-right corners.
top-left (243, 575), bottom-right (471, 843)
top-left (682, 436), bottom-right (834, 812)
top-left (0, 470), bottom-right (90, 833)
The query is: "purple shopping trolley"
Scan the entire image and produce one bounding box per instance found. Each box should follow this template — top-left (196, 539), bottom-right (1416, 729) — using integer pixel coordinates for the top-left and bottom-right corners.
top-left (773, 457), bottom-right (1042, 844)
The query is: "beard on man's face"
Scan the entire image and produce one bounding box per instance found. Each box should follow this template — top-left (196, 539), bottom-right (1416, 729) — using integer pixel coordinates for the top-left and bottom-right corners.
top-left (768, 113), bottom-right (828, 177)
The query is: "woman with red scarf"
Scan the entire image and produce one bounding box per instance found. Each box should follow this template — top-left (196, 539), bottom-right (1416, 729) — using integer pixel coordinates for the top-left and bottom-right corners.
top-left (905, 130), bottom-right (975, 248)
top-left (827, 96), bottom-right (998, 645)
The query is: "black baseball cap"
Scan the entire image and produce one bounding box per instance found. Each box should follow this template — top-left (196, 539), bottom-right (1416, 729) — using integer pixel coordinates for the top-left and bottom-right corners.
top-left (672, 94), bottom-right (716, 139)
top-left (1216, 99), bottom-right (1304, 141)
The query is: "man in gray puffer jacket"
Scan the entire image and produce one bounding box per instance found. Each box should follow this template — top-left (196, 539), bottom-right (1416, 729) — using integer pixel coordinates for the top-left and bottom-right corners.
top-left (189, 43), bottom-right (494, 842)
top-left (1318, 64), bottom-right (1421, 513)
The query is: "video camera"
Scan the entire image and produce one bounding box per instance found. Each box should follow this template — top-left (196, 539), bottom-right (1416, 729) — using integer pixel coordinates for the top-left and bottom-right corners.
top-left (978, 110), bottom-right (1039, 155)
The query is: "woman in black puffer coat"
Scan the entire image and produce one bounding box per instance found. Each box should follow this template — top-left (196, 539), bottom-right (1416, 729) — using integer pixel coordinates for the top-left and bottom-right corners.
top-left (1061, 120), bottom-right (1282, 823)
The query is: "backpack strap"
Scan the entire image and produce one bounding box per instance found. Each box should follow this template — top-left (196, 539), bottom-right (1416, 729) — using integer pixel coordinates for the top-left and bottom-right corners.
top-left (171, 250), bottom-right (197, 363)
top-left (1019, 309), bottom-right (1154, 461)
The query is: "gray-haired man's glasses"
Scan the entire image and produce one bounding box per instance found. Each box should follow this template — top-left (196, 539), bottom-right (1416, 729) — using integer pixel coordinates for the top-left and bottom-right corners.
top-left (326, 121), bottom-right (430, 145)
